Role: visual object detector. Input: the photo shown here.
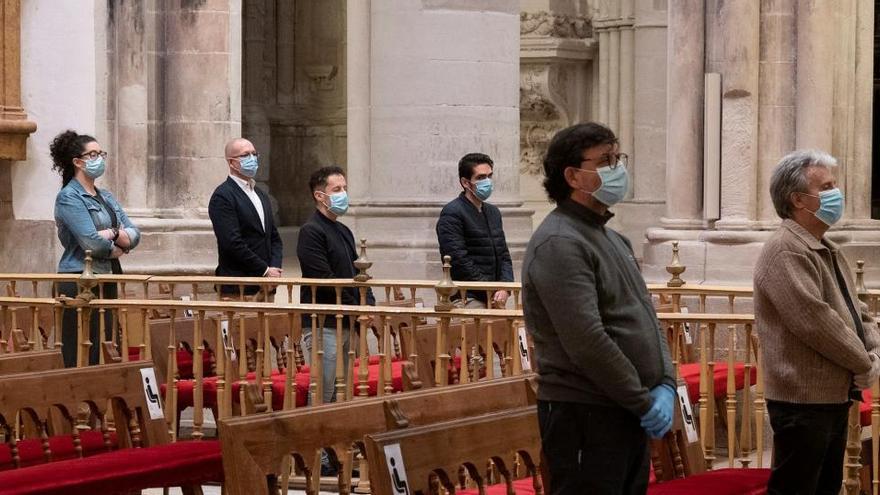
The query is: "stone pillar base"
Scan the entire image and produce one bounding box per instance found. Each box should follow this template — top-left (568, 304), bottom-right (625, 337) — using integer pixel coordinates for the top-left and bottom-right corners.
top-left (642, 222), bottom-right (880, 287)
top-left (342, 203), bottom-right (534, 281)
top-left (122, 218), bottom-right (217, 275)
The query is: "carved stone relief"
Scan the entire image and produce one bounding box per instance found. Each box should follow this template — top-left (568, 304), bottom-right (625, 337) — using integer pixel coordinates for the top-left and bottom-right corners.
top-left (520, 11), bottom-right (592, 39)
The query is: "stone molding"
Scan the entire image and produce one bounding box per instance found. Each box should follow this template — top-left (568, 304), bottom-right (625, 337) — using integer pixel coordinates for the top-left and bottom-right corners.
top-left (0, 0), bottom-right (36, 161)
top-left (520, 11), bottom-right (592, 39)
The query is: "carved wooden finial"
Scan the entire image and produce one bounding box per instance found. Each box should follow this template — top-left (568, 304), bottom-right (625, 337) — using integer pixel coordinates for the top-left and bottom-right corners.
top-left (353, 238), bottom-right (373, 282)
top-left (666, 241), bottom-right (686, 288)
top-left (434, 255), bottom-right (458, 311)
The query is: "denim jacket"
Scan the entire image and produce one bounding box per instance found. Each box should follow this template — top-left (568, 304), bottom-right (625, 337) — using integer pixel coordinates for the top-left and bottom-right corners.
top-left (54, 178), bottom-right (140, 274)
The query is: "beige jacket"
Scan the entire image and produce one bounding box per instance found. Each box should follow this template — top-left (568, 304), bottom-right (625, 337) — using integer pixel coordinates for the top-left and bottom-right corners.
top-left (754, 219), bottom-right (880, 404)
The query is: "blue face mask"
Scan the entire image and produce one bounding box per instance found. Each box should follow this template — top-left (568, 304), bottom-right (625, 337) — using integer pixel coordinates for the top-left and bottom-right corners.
top-left (323, 191), bottom-right (349, 216)
top-left (470, 178), bottom-right (493, 201)
top-left (580, 162), bottom-right (629, 206)
top-left (238, 154), bottom-right (259, 178)
top-left (806, 188), bottom-right (844, 226)
top-left (83, 156), bottom-right (106, 179)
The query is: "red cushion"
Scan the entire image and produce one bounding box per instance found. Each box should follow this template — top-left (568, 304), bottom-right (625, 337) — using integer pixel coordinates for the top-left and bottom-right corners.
top-left (647, 468), bottom-right (770, 495)
top-left (163, 359), bottom-right (405, 412)
top-left (457, 477), bottom-right (538, 494)
top-left (0, 431), bottom-right (115, 470)
top-left (0, 440), bottom-right (222, 495)
top-left (679, 362), bottom-right (757, 404)
top-left (129, 347), bottom-right (215, 380)
top-left (860, 389), bottom-right (874, 426)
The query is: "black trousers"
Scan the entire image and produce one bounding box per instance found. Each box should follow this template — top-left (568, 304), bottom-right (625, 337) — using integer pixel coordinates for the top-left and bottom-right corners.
top-left (767, 400), bottom-right (850, 495)
top-left (538, 400), bottom-right (649, 495)
top-left (57, 281), bottom-right (118, 367)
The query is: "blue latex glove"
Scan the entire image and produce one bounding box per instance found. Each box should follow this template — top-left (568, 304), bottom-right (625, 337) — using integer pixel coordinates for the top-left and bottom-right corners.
top-left (639, 384), bottom-right (676, 439)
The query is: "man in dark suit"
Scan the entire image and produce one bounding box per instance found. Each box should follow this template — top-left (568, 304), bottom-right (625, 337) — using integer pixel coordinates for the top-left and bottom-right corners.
top-left (208, 138), bottom-right (283, 296)
top-left (297, 165), bottom-right (375, 405)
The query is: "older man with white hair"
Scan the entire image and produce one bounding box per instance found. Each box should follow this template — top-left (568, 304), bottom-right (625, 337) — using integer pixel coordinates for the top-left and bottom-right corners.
top-left (755, 149), bottom-right (880, 495)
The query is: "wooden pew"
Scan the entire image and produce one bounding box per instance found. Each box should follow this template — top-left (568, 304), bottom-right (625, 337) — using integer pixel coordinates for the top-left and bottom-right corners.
top-left (0, 347), bottom-right (63, 375)
top-left (0, 360), bottom-right (223, 494)
top-left (218, 375), bottom-right (538, 495)
top-left (365, 406), bottom-right (543, 495)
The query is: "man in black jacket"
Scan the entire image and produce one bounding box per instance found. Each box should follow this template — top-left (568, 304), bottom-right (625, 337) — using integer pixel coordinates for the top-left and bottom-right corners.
top-left (436, 153), bottom-right (513, 308)
top-left (522, 123), bottom-right (675, 494)
top-left (208, 138), bottom-right (283, 296)
top-left (297, 165), bottom-right (375, 405)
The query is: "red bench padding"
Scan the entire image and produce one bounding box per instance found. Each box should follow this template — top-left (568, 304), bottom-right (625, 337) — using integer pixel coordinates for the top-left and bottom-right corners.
top-left (861, 389), bottom-right (874, 426)
top-left (0, 440), bottom-right (222, 495)
top-left (647, 468), bottom-right (770, 494)
top-left (164, 356), bottom-right (405, 411)
top-left (458, 477), bottom-right (538, 494)
top-left (0, 431), bottom-right (115, 471)
top-left (679, 362), bottom-right (757, 403)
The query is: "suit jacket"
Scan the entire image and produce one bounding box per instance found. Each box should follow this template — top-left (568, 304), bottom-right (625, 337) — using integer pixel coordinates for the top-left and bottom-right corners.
top-left (208, 176), bottom-right (283, 294)
top-left (297, 210), bottom-right (375, 327)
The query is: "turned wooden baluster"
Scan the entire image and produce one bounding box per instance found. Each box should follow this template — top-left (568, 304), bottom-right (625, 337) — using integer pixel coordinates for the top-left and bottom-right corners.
top-left (127, 408), bottom-right (142, 448)
top-left (436, 316), bottom-right (451, 387)
top-left (335, 307), bottom-right (346, 401)
top-left (739, 323), bottom-right (754, 468)
top-left (726, 322), bottom-right (737, 468)
top-left (192, 310), bottom-right (205, 440)
top-left (698, 322), bottom-right (715, 469)
top-left (379, 315), bottom-right (394, 395)
top-left (39, 418), bottom-right (51, 463)
top-left (5, 424), bottom-right (21, 468)
top-left (165, 309), bottom-right (178, 440)
top-left (357, 287), bottom-right (371, 398)
top-left (460, 318), bottom-right (471, 385)
top-left (508, 318), bottom-right (520, 376)
top-left (309, 313), bottom-right (321, 405)
top-left (261, 312), bottom-right (274, 407)
top-left (754, 334), bottom-right (766, 469)
top-left (485, 319), bottom-right (495, 380)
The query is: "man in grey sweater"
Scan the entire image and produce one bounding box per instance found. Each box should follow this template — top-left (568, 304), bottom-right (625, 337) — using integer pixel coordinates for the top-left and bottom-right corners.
top-left (755, 150), bottom-right (880, 495)
top-left (522, 122), bottom-right (676, 494)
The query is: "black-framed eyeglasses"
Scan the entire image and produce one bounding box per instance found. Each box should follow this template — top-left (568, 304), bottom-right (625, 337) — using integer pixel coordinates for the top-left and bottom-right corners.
top-left (581, 152), bottom-right (628, 170)
top-left (80, 150), bottom-right (108, 160)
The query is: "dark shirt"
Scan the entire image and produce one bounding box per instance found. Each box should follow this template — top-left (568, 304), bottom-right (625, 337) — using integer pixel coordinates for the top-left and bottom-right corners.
top-left (435, 193), bottom-right (514, 303)
top-left (297, 210), bottom-right (375, 328)
top-left (522, 199), bottom-right (675, 416)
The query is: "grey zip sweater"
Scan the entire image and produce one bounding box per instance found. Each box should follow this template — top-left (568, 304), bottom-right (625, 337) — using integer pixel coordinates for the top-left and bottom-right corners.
top-left (522, 199), bottom-right (675, 417)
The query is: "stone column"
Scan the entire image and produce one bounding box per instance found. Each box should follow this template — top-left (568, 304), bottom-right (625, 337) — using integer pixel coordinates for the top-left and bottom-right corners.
top-left (756, 0), bottom-right (796, 224)
top-left (661, 0), bottom-right (704, 228)
top-left (130, 0), bottom-right (242, 273)
top-left (345, 0), bottom-right (531, 279)
top-left (849, 0), bottom-right (874, 221)
top-left (795, 0), bottom-right (834, 152)
top-left (617, 0), bottom-right (634, 171)
top-left (715, 0), bottom-right (760, 229)
top-left (106, 0), bottom-right (149, 214)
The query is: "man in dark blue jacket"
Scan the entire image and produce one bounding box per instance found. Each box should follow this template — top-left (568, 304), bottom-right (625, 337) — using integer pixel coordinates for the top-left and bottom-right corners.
top-left (297, 165), bottom-right (375, 405)
top-left (208, 138), bottom-right (283, 297)
top-left (436, 153), bottom-right (514, 308)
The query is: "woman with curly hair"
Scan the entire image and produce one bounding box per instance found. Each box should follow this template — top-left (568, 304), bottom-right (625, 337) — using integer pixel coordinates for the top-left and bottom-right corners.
top-left (51, 130), bottom-right (140, 366)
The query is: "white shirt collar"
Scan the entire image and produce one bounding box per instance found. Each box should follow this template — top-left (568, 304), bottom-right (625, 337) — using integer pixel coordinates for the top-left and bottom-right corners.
top-left (229, 174), bottom-right (255, 191)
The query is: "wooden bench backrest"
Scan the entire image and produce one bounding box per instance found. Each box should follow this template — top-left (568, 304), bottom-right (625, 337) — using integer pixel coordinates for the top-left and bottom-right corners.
top-left (0, 360), bottom-right (169, 448)
top-left (365, 406), bottom-right (543, 495)
top-left (218, 375), bottom-right (537, 495)
top-left (0, 349), bottom-right (64, 375)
